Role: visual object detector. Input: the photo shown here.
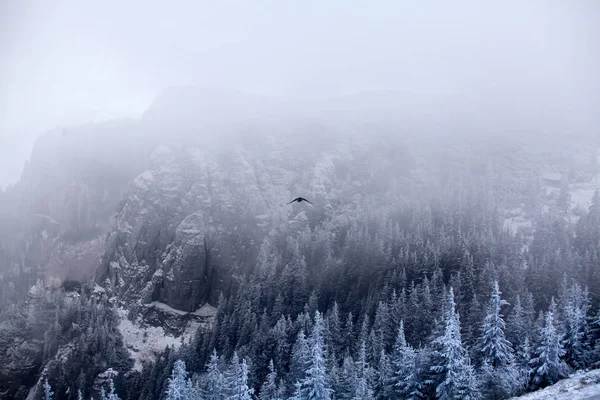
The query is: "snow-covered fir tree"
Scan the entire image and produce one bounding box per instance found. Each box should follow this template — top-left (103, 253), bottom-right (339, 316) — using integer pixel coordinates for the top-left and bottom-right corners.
top-left (529, 298), bottom-right (570, 389)
top-left (203, 349), bottom-right (224, 400)
top-left (352, 341), bottom-right (375, 400)
top-left (374, 348), bottom-right (392, 399)
top-left (391, 320), bottom-right (423, 399)
top-left (166, 360), bottom-right (196, 400)
top-left (476, 281), bottom-right (523, 398)
top-left (432, 288), bottom-right (481, 400)
top-left (43, 378), bottom-right (53, 400)
top-left (560, 281), bottom-right (590, 369)
top-left (293, 311), bottom-right (333, 400)
top-left (289, 330), bottom-right (310, 393)
top-left (224, 352), bottom-right (254, 400)
top-left (260, 359), bottom-right (284, 400)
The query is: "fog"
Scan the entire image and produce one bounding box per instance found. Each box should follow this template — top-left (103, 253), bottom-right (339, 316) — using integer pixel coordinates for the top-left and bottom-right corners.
top-left (1, 0), bottom-right (599, 187)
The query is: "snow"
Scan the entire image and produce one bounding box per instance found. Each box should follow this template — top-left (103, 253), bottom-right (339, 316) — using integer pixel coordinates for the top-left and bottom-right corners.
top-left (148, 301), bottom-right (188, 316)
top-left (93, 283), bottom-right (106, 294)
top-left (31, 213), bottom-right (59, 225)
top-left (504, 208), bottom-right (533, 235)
top-left (116, 307), bottom-right (196, 372)
top-left (132, 170), bottom-right (154, 190)
top-left (191, 303), bottom-right (217, 317)
top-left (569, 183), bottom-right (598, 219)
top-left (511, 369), bottom-right (600, 400)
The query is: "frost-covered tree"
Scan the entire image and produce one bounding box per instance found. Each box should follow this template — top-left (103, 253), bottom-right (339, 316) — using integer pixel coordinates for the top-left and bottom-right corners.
top-left (560, 282), bottom-right (590, 369)
top-left (326, 302), bottom-right (343, 358)
top-left (588, 308), bottom-right (600, 367)
top-left (374, 349), bottom-right (392, 400)
top-left (352, 341), bottom-right (375, 400)
top-left (477, 281), bottom-right (522, 399)
top-left (260, 359), bottom-right (284, 400)
top-left (293, 311), bottom-right (333, 400)
top-left (289, 330), bottom-right (310, 391)
top-left (529, 300), bottom-right (570, 389)
top-left (334, 355), bottom-right (357, 400)
top-left (507, 295), bottom-right (526, 348)
top-left (100, 378), bottom-right (121, 400)
top-left (391, 320), bottom-right (423, 399)
top-left (43, 378), bottom-right (53, 400)
top-left (432, 288), bottom-right (481, 400)
top-left (203, 349), bottom-right (224, 400)
top-left (224, 353), bottom-right (254, 400)
top-left (166, 360), bottom-right (195, 400)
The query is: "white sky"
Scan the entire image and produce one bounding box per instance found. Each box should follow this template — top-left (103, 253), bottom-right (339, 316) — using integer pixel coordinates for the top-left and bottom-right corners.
top-left (0, 0), bottom-right (598, 187)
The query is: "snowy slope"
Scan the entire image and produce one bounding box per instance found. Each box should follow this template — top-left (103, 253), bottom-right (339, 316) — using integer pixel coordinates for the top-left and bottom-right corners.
top-left (511, 369), bottom-right (600, 400)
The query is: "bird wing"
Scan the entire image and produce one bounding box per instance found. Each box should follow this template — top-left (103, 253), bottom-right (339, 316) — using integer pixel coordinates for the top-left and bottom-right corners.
top-left (301, 197), bottom-right (313, 204)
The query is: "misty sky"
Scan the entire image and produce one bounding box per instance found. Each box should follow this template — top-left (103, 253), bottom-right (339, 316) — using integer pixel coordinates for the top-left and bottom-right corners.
top-left (0, 0), bottom-right (599, 188)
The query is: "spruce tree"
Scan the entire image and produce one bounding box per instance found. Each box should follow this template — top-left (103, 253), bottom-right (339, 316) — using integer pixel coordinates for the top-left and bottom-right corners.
top-left (260, 359), bottom-right (283, 400)
top-left (43, 378), bottom-right (53, 400)
top-left (560, 282), bottom-right (590, 369)
top-left (391, 320), bottom-right (423, 399)
top-left (224, 353), bottom-right (254, 400)
top-left (203, 349), bottom-right (223, 400)
top-left (352, 341), bottom-right (375, 400)
top-left (166, 360), bottom-right (194, 400)
top-left (293, 311), bottom-right (333, 400)
top-left (477, 281), bottom-right (521, 399)
top-left (289, 330), bottom-right (310, 392)
top-left (529, 300), bottom-right (570, 389)
top-left (431, 288), bottom-right (481, 400)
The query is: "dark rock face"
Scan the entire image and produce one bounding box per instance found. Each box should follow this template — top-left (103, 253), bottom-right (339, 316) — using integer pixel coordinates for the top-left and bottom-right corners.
top-left (0, 339), bottom-right (44, 398)
top-left (97, 145), bottom-right (267, 311)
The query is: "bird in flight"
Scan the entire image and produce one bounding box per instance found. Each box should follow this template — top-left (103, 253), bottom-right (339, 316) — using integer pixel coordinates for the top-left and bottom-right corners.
top-left (288, 197), bottom-right (313, 205)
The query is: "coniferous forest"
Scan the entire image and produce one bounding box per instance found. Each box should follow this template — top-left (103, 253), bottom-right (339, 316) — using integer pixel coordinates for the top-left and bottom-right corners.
top-left (3, 2), bottom-right (600, 399)
top-left (2, 119), bottom-right (600, 399)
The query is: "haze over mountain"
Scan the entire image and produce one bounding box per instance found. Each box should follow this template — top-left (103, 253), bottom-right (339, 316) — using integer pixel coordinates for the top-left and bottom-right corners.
top-left (1, 0), bottom-right (599, 187)
top-left (1, 1), bottom-right (600, 400)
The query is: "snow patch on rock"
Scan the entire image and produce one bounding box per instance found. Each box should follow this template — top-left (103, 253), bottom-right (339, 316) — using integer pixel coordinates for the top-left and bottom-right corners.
top-left (116, 308), bottom-right (197, 372)
top-left (510, 369), bottom-right (600, 400)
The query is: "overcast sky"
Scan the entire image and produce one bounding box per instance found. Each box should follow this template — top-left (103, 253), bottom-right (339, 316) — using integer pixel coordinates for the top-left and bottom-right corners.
top-left (0, 0), bottom-right (599, 187)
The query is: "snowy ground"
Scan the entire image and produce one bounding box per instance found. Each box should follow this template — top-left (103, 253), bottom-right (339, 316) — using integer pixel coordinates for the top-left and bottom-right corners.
top-left (503, 207), bottom-right (533, 236)
top-left (116, 307), bottom-right (198, 372)
top-left (569, 181), bottom-right (599, 223)
top-left (511, 369), bottom-right (600, 400)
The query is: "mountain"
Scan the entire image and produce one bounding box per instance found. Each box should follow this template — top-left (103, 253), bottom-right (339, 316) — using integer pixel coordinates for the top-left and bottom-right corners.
top-left (1, 87), bottom-right (600, 399)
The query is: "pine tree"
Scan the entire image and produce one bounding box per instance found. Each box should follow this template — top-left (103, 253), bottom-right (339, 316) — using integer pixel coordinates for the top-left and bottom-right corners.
top-left (203, 349), bottom-right (224, 400)
top-left (289, 330), bottom-right (310, 391)
top-left (560, 282), bottom-right (590, 369)
top-left (507, 295), bottom-right (527, 349)
top-left (374, 349), bottom-right (392, 400)
top-left (166, 360), bottom-right (195, 400)
top-left (224, 353), bottom-right (254, 400)
top-left (326, 302), bottom-right (343, 358)
top-left (101, 378), bottom-right (121, 400)
top-left (260, 359), bottom-right (283, 400)
top-left (352, 341), bottom-right (375, 400)
top-left (335, 354), bottom-right (357, 400)
top-left (588, 308), bottom-right (600, 367)
top-left (477, 281), bottom-right (521, 399)
top-left (294, 311), bottom-right (333, 400)
top-left (391, 320), bottom-right (423, 399)
top-left (432, 288), bottom-right (481, 400)
top-left (43, 378), bottom-right (54, 400)
top-left (529, 300), bottom-right (570, 389)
